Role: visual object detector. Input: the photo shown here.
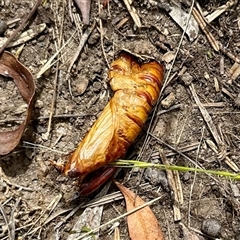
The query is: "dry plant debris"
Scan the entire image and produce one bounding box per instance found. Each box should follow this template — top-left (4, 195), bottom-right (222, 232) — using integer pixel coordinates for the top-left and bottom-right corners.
top-left (1, 0), bottom-right (240, 239)
top-left (158, 2), bottom-right (199, 41)
top-left (74, 0), bottom-right (92, 25)
top-left (115, 181), bottom-right (164, 240)
top-left (0, 51), bottom-right (35, 155)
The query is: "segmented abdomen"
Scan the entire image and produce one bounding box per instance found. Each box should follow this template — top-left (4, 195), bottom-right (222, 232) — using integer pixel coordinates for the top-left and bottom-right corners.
top-left (63, 53), bottom-right (164, 179)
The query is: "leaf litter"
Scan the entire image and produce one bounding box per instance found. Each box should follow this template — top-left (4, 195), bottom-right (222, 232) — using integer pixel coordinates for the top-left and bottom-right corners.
top-left (0, 51), bottom-right (35, 155)
top-left (0, 1), bottom-right (240, 240)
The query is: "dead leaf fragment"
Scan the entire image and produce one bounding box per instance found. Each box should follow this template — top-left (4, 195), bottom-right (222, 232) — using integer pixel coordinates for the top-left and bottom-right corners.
top-left (0, 51), bottom-right (35, 155)
top-left (158, 3), bottom-right (199, 41)
top-left (180, 223), bottom-right (201, 240)
top-left (115, 181), bottom-right (164, 240)
top-left (162, 51), bottom-right (175, 63)
top-left (67, 206), bottom-right (102, 240)
top-left (229, 62), bottom-right (240, 82)
top-left (74, 0), bottom-right (91, 24)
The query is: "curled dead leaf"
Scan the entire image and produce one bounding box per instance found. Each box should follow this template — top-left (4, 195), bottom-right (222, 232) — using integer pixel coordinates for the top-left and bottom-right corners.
top-left (115, 181), bottom-right (165, 240)
top-left (0, 51), bottom-right (35, 155)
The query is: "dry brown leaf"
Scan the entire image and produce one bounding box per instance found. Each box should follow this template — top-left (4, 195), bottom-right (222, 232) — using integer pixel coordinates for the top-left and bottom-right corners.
top-left (0, 51), bottom-right (35, 155)
top-left (115, 181), bottom-right (164, 240)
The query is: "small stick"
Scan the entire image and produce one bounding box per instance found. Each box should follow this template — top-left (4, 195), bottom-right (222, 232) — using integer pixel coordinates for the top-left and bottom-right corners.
top-left (159, 149), bottom-right (182, 222)
top-left (187, 127), bottom-right (204, 228)
top-left (74, 195), bottom-right (163, 240)
top-left (122, 0), bottom-right (141, 28)
top-left (0, 113), bottom-right (93, 123)
top-left (67, 21), bottom-right (96, 96)
top-left (44, 62), bottom-right (60, 139)
top-left (44, 1), bottom-right (67, 139)
top-left (0, 0), bottom-right (42, 54)
top-left (2, 178), bottom-right (34, 192)
top-left (0, 203), bottom-right (11, 240)
top-left (189, 83), bottom-right (223, 146)
top-left (205, 0), bottom-right (237, 23)
top-left (149, 132), bottom-right (204, 170)
top-left (164, 142), bottom-right (200, 157)
top-left (190, 84), bottom-right (239, 172)
top-left (98, 0), bottom-right (110, 67)
top-left (22, 141), bottom-right (65, 154)
top-left (67, 21), bottom-right (96, 74)
top-left (219, 43), bottom-right (240, 63)
top-left (24, 194), bottom-right (62, 238)
top-left (54, 205), bottom-right (83, 230)
top-left (193, 102), bottom-right (226, 108)
top-left (192, 7), bottom-right (219, 52)
top-left (9, 198), bottom-right (21, 240)
top-left (192, 7), bottom-right (240, 63)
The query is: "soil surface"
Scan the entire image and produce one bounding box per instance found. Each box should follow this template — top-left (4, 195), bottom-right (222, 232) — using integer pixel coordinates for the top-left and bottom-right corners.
top-left (0, 1), bottom-right (240, 240)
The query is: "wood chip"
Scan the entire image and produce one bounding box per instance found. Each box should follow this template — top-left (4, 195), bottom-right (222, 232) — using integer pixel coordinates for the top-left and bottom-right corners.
top-left (205, 0), bottom-right (237, 23)
top-left (123, 0), bottom-right (141, 28)
top-left (229, 62), bottom-right (240, 82)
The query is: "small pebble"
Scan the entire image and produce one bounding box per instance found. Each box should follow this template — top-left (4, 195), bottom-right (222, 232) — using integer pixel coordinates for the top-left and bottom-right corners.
top-left (144, 168), bottom-right (168, 190)
top-left (230, 183), bottom-right (240, 197)
top-left (201, 218), bottom-right (221, 237)
top-left (181, 72), bottom-right (193, 86)
top-left (0, 20), bottom-right (7, 35)
top-left (93, 81), bottom-right (102, 92)
top-left (161, 92), bottom-right (176, 109)
top-left (76, 78), bottom-right (89, 95)
top-left (182, 172), bottom-right (191, 182)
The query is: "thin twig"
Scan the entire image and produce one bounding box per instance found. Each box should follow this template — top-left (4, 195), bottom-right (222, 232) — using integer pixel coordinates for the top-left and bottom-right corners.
top-left (24, 194), bottom-right (62, 238)
top-left (187, 127), bottom-right (205, 228)
top-left (98, 0), bottom-right (110, 68)
top-left (122, 0), bottom-right (141, 28)
top-left (45, 61), bottom-right (60, 139)
top-left (54, 205), bottom-right (83, 230)
top-left (0, 113), bottom-right (93, 123)
top-left (189, 83), bottom-right (223, 146)
top-left (67, 21), bottom-right (96, 96)
top-left (45, 2), bottom-right (66, 139)
top-left (149, 133), bottom-right (204, 170)
top-left (0, 0), bottom-right (42, 54)
top-left (192, 6), bottom-right (240, 63)
top-left (159, 149), bottom-right (182, 222)
top-left (9, 198), bottom-right (21, 240)
top-left (192, 7), bottom-right (219, 52)
top-left (0, 203), bottom-right (11, 240)
top-left (22, 141), bottom-right (66, 154)
top-left (160, 0), bottom-right (195, 93)
top-left (2, 178), bottom-right (34, 192)
top-left (75, 195), bottom-right (163, 240)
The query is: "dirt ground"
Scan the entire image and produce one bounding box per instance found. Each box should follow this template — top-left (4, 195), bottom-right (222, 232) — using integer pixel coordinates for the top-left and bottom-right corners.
top-left (0, 0), bottom-right (240, 239)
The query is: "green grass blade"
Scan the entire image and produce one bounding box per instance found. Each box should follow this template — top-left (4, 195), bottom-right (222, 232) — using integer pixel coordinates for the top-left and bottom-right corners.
top-left (109, 160), bottom-right (240, 180)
